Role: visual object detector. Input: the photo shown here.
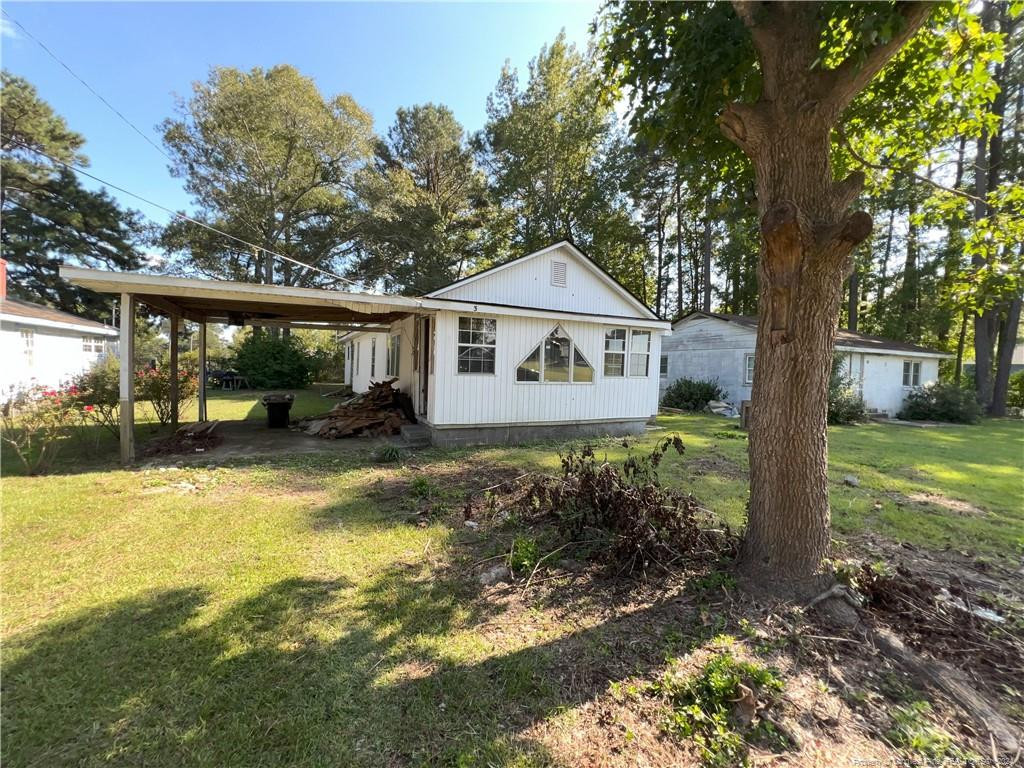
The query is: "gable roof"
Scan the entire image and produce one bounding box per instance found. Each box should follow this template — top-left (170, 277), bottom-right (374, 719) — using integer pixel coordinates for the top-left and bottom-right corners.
top-left (673, 311), bottom-right (950, 357)
top-left (425, 240), bottom-right (660, 321)
top-left (1, 296), bottom-right (119, 335)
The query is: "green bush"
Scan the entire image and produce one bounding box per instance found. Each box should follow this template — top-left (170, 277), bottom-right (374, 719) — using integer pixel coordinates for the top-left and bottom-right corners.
top-left (828, 354), bottom-right (866, 425)
top-left (234, 333), bottom-right (312, 389)
top-left (71, 357), bottom-right (121, 437)
top-left (898, 381), bottom-right (982, 424)
top-left (135, 366), bottom-right (199, 426)
top-left (1007, 371), bottom-right (1024, 410)
top-left (662, 377), bottom-right (725, 411)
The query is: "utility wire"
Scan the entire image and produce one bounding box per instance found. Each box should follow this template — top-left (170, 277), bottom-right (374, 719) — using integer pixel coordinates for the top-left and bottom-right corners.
top-left (1, 8), bottom-right (174, 164)
top-left (2, 133), bottom-right (364, 288)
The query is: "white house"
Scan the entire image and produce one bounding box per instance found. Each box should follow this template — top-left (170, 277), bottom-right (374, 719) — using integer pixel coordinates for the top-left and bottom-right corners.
top-left (343, 241), bottom-right (670, 446)
top-left (1, 295), bottom-right (119, 391)
top-left (661, 311), bottom-right (950, 416)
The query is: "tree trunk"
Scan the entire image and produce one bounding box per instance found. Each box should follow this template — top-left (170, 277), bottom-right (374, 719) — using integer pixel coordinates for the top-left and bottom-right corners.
top-left (991, 295), bottom-right (1022, 416)
top-left (954, 311), bottom-right (968, 385)
top-left (877, 208), bottom-right (894, 305)
top-left (675, 172), bottom-right (684, 318)
top-left (902, 192), bottom-right (919, 339)
top-left (719, 1), bottom-right (929, 597)
top-left (655, 203), bottom-right (665, 317)
top-left (701, 195), bottom-right (713, 312)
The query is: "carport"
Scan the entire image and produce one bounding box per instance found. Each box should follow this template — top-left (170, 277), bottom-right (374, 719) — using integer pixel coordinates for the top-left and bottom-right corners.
top-left (60, 266), bottom-right (429, 463)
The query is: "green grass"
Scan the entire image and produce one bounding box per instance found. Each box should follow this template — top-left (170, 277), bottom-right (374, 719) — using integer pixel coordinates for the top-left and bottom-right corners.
top-left (2, 397), bottom-right (1021, 766)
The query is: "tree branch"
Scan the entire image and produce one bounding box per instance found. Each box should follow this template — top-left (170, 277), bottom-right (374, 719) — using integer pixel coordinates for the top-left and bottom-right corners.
top-left (824, 2), bottom-right (936, 115)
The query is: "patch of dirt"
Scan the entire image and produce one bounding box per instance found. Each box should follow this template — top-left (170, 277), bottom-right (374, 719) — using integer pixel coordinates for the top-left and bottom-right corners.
top-left (140, 431), bottom-right (222, 457)
top-left (686, 453), bottom-right (747, 480)
top-left (895, 491), bottom-right (987, 517)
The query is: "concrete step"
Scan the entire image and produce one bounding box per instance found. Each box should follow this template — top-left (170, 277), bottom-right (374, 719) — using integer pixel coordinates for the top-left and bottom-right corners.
top-left (399, 424), bottom-right (431, 448)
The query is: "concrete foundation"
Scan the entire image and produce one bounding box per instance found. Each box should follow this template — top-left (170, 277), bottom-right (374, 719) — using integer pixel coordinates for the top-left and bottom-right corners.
top-left (426, 419), bottom-right (648, 448)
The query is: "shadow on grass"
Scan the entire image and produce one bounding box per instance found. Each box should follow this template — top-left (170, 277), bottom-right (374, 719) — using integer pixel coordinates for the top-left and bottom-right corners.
top-left (1, 557), bottom-right (700, 767)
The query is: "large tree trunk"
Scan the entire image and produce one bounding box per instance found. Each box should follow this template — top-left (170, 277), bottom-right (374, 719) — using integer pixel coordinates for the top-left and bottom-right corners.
top-left (701, 195), bottom-right (713, 312)
top-left (720, 1), bottom-right (930, 597)
top-left (991, 295), bottom-right (1022, 416)
top-left (902, 193), bottom-right (920, 340)
top-left (675, 173), bottom-right (684, 318)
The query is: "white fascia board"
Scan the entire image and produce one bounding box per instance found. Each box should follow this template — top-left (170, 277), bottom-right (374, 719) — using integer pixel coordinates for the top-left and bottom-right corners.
top-left (0, 314), bottom-right (119, 336)
top-left (835, 344), bottom-right (952, 359)
top-left (417, 297), bottom-right (669, 330)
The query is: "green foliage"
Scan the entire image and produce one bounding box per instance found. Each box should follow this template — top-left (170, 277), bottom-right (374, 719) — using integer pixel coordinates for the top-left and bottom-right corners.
top-left (887, 701), bottom-right (969, 760)
top-left (507, 535), bottom-right (539, 574)
top-left (233, 333), bottom-right (312, 389)
top-left (160, 65), bottom-right (374, 285)
top-left (0, 382), bottom-right (79, 474)
top-left (0, 71), bottom-right (145, 320)
top-left (1007, 371), bottom-right (1024, 410)
top-left (661, 378), bottom-right (725, 412)
top-left (898, 381), bottom-right (983, 424)
top-left (134, 366), bottom-right (199, 426)
top-left (353, 103), bottom-right (491, 294)
top-left (373, 444), bottom-right (403, 464)
top-left (828, 355), bottom-right (867, 425)
top-left (657, 641), bottom-right (785, 767)
top-left (409, 475), bottom-right (436, 500)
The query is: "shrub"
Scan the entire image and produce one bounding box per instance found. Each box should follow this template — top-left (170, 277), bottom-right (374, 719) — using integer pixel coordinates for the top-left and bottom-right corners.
top-left (234, 333), bottom-right (312, 389)
top-left (508, 535), bottom-right (539, 573)
top-left (1007, 371), bottom-right (1024, 410)
top-left (374, 444), bottom-right (403, 463)
top-left (71, 357), bottom-right (121, 437)
top-left (828, 354), bottom-right (866, 425)
top-left (1, 383), bottom-right (79, 474)
top-left (898, 381), bottom-right (982, 424)
top-left (134, 366), bottom-right (199, 426)
top-left (662, 378), bottom-right (725, 411)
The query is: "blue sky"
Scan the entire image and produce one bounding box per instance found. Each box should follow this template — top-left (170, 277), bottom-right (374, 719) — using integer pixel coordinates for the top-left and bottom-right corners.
top-left (2, 1), bottom-right (599, 224)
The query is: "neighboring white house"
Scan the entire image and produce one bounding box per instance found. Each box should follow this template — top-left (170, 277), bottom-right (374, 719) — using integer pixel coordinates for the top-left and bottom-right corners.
top-left (343, 241), bottom-right (670, 446)
top-left (661, 311), bottom-right (950, 416)
top-left (1, 295), bottom-right (119, 391)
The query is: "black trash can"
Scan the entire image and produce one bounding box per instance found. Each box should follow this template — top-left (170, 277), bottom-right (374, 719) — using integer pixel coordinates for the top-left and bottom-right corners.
top-left (260, 393), bottom-right (295, 429)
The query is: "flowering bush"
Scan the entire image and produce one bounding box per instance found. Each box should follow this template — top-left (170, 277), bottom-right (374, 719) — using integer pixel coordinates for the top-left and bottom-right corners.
top-left (134, 366), bottom-right (199, 426)
top-left (1, 383), bottom-right (79, 474)
top-left (71, 357), bottom-right (121, 437)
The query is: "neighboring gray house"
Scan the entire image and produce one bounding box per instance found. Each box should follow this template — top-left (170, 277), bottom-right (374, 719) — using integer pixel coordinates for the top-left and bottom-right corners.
top-left (661, 312), bottom-right (951, 416)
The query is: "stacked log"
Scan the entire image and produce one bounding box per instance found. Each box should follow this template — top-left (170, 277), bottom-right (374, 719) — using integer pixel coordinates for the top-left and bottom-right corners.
top-left (295, 379), bottom-right (415, 439)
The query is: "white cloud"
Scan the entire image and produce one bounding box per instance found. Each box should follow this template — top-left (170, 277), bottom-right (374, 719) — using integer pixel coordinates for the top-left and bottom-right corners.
top-left (1, 17), bottom-right (19, 39)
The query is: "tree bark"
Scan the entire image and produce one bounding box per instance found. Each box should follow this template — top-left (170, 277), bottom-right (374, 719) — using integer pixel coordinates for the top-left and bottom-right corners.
top-left (847, 269), bottom-right (859, 331)
top-left (902, 192), bottom-right (919, 339)
top-left (954, 311), bottom-right (968, 385)
top-left (720, 1), bottom-right (930, 597)
top-left (701, 195), bottom-right (713, 312)
top-left (991, 296), bottom-right (1022, 416)
top-left (675, 172), bottom-right (684, 318)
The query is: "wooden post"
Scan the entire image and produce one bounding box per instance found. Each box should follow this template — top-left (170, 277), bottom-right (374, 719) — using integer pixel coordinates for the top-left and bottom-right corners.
top-left (119, 292), bottom-right (135, 464)
top-left (169, 315), bottom-right (180, 428)
top-left (198, 321), bottom-right (208, 422)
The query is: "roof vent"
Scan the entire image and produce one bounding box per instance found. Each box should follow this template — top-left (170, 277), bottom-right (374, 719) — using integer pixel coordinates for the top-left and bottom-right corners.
top-left (551, 260), bottom-right (567, 287)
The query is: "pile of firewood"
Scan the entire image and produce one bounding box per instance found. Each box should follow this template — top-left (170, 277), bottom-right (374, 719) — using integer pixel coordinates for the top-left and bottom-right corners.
top-left (295, 379), bottom-right (415, 439)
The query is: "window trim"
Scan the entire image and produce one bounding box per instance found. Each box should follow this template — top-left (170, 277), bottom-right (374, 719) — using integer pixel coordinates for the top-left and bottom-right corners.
top-left (628, 329), bottom-right (651, 378)
top-left (659, 354), bottom-right (669, 378)
top-left (515, 324), bottom-right (594, 385)
top-left (902, 359), bottom-right (921, 388)
top-left (744, 353), bottom-right (755, 385)
top-left (455, 315), bottom-right (497, 376)
top-left (603, 327), bottom-right (656, 379)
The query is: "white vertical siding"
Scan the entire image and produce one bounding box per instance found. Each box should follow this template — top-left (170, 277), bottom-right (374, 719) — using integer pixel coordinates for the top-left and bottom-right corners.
top-left (429, 309), bottom-right (661, 427)
top-left (432, 245), bottom-right (645, 319)
top-left (1, 322), bottom-right (115, 390)
top-left (860, 354), bottom-right (939, 415)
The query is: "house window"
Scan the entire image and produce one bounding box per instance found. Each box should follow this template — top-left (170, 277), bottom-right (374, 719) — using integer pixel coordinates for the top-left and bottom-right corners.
top-left (356, 341), bottom-right (361, 376)
top-left (744, 354), bottom-right (755, 385)
top-left (21, 329), bottom-right (34, 364)
top-left (604, 328), bottom-right (626, 377)
top-left (660, 355), bottom-right (669, 378)
top-left (386, 334), bottom-right (400, 378)
top-left (902, 360), bottom-right (921, 387)
top-left (82, 336), bottom-right (104, 354)
top-left (551, 260), bottom-right (567, 287)
top-left (370, 338), bottom-right (377, 378)
top-left (457, 316), bottom-right (496, 374)
top-left (629, 330), bottom-right (651, 377)
top-left (516, 325), bottom-right (593, 383)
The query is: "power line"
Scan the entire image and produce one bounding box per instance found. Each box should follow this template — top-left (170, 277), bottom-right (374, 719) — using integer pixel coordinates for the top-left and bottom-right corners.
top-left (2, 8), bottom-right (175, 164)
top-left (2, 133), bottom-right (364, 288)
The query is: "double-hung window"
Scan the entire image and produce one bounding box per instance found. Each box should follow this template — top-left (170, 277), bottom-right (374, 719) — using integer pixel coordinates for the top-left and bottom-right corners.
top-left (386, 334), bottom-right (400, 377)
top-left (660, 355), bottom-right (669, 378)
top-left (902, 360), bottom-right (921, 387)
top-left (603, 329), bottom-right (627, 376)
top-left (516, 325), bottom-right (593, 383)
top-left (457, 317), bottom-right (496, 374)
top-left (744, 354), bottom-right (755, 385)
top-left (629, 330), bottom-right (651, 377)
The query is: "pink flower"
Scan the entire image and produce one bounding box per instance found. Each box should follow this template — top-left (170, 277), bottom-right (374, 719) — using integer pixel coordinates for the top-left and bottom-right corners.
top-left (84, 405), bottom-right (95, 412)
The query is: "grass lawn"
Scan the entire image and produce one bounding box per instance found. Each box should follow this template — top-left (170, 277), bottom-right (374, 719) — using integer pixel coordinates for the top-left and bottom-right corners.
top-left (2, 392), bottom-right (1022, 766)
